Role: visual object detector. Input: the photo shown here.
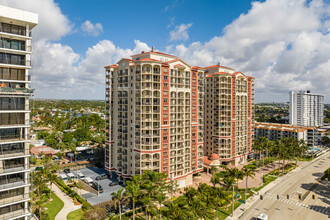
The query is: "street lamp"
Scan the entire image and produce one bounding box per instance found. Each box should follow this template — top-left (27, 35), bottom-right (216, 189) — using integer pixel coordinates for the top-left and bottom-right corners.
top-left (97, 180), bottom-right (99, 196)
top-left (232, 183), bottom-right (235, 217)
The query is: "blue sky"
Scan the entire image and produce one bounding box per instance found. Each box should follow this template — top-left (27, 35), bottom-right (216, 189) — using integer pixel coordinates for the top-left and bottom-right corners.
top-left (56, 0), bottom-right (254, 55)
top-left (0, 0), bottom-right (329, 102)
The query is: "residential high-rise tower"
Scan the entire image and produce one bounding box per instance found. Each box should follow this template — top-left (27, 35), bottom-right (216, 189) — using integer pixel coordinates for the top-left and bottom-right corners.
top-left (204, 65), bottom-right (254, 166)
top-left (289, 90), bottom-right (324, 127)
top-left (105, 50), bottom-right (204, 187)
top-left (0, 5), bottom-right (38, 220)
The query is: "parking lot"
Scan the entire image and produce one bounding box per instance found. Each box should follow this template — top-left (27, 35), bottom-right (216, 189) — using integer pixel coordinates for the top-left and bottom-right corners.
top-left (60, 167), bottom-right (124, 205)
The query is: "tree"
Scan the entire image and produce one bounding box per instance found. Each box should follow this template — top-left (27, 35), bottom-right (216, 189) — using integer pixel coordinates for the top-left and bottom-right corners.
top-left (155, 191), bottom-right (167, 220)
top-left (47, 173), bottom-right (57, 200)
top-left (111, 188), bottom-right (126, 220)
top-left (125, 178), bottom-right (140, 220)
top-left (164, 201), bottom-right (188, 220)
top-left (214, 187), bottom-right (229, 219)
top-left (242, 166), bottom-right (256, 202)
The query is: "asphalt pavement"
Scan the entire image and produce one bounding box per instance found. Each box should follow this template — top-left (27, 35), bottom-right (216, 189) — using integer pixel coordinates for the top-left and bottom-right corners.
top-left (237, 151), bottom-right (330, 220)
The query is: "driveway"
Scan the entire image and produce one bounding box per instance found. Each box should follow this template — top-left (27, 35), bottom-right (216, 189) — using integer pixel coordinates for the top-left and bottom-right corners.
top-left (78, 167), bottom-right (124, 205)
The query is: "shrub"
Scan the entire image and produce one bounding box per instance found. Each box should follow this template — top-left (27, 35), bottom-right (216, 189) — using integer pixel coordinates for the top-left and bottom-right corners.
top-left (55, 178), bottom-right (92, 210)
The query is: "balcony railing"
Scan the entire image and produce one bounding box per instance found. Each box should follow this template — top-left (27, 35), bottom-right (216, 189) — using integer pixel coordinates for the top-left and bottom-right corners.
top-left (0, 87), bottom-right (34, 94)
top-left (0, 149), bottom-right (28, 159)
top-left (0, 209), bottom-right (30, 220)
top-left (0, 193), bottom-right (29, 206)
top-left (0, 179), bottom-right (28, 191)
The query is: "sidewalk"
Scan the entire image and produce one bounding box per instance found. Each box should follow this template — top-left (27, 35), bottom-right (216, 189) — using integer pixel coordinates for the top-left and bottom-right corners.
top-left (51, 183), bottom-right (82, 220)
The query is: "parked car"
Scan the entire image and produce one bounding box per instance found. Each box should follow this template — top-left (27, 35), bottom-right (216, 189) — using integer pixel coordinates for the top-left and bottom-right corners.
top-left (84, 177), bottom-right (94, 186)
top-left (109, 181), bottom-right (119, 186)
top-left (64, 168), bottom-right (70, 173)
top-left (77, 172), bottom-right (86, 179)
top-left (95, 174), bottom-right (108, 180)
top-left (59, 173), bottom-right (68, 181)
top-left (67, 172), bottom-right (75, 180)
top-left (92, 182), bottom-right (103, 193)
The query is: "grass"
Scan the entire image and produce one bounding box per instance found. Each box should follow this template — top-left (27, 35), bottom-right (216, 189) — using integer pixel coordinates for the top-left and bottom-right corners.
top-left (255, 175), bottom-right (277, 191)
top-left (43, 192), bottom-right (64, 220)
top-left (67, 208), bottom-right (84, 220)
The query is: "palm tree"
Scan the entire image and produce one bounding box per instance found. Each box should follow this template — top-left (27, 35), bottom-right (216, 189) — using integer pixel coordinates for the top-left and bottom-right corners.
top-left (125, 180), bottom-right (140, 220)
top-left (210, 166), bottom-right (218, 176)
top-left (111, 188), bottom-right (126, 220)
top-left (210, 176), bottom-right (219, 189)
top-left (47, 173), bottom-right (57, 200)
top-left (164, 201), bottom-right (188, 220)
top-left (242, 166), bottom-right (256, 202)
top-left (214, 187), bottom-right (228, 219)
top-left (155, 191), bottom-right (167, 220)
top-left (221, 166), bottom-right (243, 197)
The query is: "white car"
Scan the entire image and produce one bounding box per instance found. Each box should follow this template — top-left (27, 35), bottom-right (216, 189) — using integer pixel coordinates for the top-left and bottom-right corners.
top-left (257, 213), bottom-right (268, 220)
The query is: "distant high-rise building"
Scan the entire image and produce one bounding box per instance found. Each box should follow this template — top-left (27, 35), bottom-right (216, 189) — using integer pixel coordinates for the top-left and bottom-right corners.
top-left (105, 50), bottom-right (204, 187)
top-left (289, 91), bottom-right (324, 127)
top-left (203, 65), bottom-right (255, 166)
top-left (0, 5), bottom-right (38, 220)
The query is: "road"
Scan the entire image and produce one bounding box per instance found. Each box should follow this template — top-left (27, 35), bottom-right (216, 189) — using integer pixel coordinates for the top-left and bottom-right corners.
top-left (239, 151), bottom-right (330, 220)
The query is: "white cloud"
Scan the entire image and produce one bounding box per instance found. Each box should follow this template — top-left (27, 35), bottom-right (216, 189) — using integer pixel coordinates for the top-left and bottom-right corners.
top-left (169, 23), bottom-right (193, 41)
top-left (2, 0), bottom-right (330, 102)
top-left (81, 20), bottom-right (103, 36)
top-left (0, 0), bottom-right (71, 41)
top-left (167, 0), bottom-right (330, 102)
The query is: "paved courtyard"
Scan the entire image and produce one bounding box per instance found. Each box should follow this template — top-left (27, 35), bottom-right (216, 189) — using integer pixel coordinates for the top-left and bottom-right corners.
top-left (77, 167), bottom-right (124, 205)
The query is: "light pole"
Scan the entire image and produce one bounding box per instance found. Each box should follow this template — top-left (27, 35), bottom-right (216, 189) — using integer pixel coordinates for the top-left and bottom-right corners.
top-left (97, 180), bottom-right (99, 196)
top-left (232, 184), bottom-right (235, 217)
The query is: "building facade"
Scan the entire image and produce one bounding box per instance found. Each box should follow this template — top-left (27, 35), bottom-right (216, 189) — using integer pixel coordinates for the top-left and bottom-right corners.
top-left (0, 5), bottom-right (38, 220)
top-left (105, 50), bottom-right (204, 187)
top-left (255, 122), bottom-right (318, 147)
top-left (204, 65), bottom-right (255, 166)
top-left (289, 90), bottom-right (324, 127)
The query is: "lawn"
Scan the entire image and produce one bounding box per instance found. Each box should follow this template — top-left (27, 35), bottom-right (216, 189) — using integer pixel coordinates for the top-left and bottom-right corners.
top-left (255, 175), bottom-right (277, 191)
top-left (67, 208), bottom-right (84, 220)
top-left (43, 192), bottom-right (64, 220)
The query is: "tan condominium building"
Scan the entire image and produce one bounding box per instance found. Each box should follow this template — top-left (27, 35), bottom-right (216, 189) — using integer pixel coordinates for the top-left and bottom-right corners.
top-left (255, 122), bottom-right (318, 147)
top-left (105, 49), bottom-right (204, 187)
top-left (0, 5), bottom-right (38, 220)
top-left (204, 65), bottom-right (255, 166)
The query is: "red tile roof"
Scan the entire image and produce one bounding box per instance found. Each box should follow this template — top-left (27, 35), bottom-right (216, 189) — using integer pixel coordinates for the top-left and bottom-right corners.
top-left (210, 153), bottom-right (220, 160)
top-left (174, 64), bottom-right (185, 68)
top-left (104, 64), bottom-right (118, 68)
top-left (131, 51), bottom-right (178, 58)
top-left (204, 65), bottom-right (234, 70)
top-left (134, 58), bottom-right (163, 62)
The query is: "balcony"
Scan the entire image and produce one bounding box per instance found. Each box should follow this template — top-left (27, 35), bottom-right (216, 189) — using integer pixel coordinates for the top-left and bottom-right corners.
top-left (0, 193), bottom-right (29, 206)
top-left (0, 149), bottom-right (28, 159)
top-left (0, 87), bottom-right (34, 95)
top-left (0, 179), bottom-right (29, 191)
top-left (0, 163), bottom-right (27, 174)
top-left (0, 208), bottom-right (30, 220)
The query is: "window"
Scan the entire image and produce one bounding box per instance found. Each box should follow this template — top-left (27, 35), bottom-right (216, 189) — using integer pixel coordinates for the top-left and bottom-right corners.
top-left (164, 76), bottom-right (168, 80)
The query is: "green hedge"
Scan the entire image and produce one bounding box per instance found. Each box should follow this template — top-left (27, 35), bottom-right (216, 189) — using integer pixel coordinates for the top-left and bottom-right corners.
top-left (55, 178), bottom-right (92, 210)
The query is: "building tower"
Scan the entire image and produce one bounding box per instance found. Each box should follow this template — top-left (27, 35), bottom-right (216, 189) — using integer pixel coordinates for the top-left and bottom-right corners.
top-left (105, 50), bottom-right (204, 187)
top-left (204, 65), bottom-right (254, 166)
top-left (0, 5), bottom-right (38, 219)
top-left (289, 90), bottom-right (324, 127)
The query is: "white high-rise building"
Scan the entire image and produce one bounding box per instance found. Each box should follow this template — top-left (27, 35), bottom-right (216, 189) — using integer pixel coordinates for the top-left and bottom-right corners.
top-left (0, 5), bottom-right (38, 220)
top-left (289, 90), bottom-right (324, 127)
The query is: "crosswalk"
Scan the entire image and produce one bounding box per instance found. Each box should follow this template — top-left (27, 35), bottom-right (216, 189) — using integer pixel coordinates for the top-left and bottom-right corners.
top-left (263, 194), bottom-right (329, 215)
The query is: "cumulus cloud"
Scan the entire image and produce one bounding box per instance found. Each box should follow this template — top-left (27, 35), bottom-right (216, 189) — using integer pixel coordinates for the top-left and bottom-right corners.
top-left (0, 0), bottom-right (71, 41)
top-left (169, 23), bottom-right (193, 41)
top-left (167, 0), bottom-right (330, 102)
top-left (81, 20), bottom-right (103, 36)
top-left (2, 0), bottom-right (330, 102)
